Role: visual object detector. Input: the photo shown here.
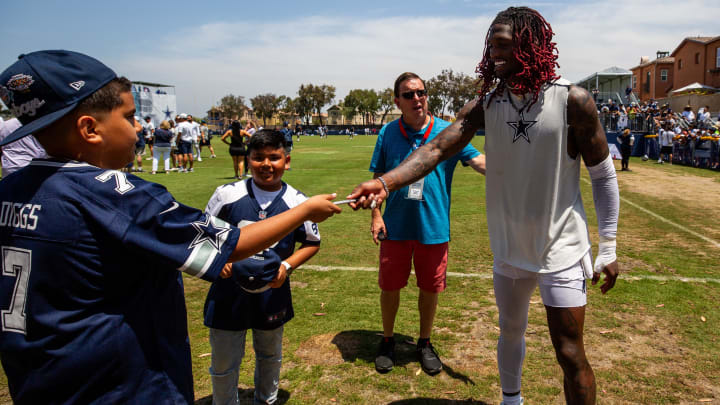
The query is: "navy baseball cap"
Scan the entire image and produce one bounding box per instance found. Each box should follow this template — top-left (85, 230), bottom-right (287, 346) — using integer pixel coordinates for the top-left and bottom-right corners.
top-left (0, 50), bottom-right (117, 146)
top-left (231, 251), bottom-right (281, 293)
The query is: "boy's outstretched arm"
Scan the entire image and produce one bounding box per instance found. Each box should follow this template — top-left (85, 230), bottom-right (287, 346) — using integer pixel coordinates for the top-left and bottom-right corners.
top-left (228, 194), bottom-right (340, 262)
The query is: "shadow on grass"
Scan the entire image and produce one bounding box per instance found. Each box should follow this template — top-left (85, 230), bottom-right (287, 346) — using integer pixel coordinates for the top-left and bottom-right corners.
top-left (331, 330), bottom-right (475, 385)
top-left (387, 399), bottom-right (490, 405)
top-left (195, 388), bottom-right (290, 404)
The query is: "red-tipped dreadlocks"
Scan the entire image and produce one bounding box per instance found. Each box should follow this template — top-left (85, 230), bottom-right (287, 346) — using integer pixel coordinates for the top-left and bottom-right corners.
top-left (476, 7), bottom-right (560, 112)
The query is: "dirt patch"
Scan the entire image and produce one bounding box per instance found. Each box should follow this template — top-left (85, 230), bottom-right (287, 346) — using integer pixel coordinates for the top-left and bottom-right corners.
top-left (290, 280), bottom-right (308, 289)
top-left (617, 256), bottom-right (658, 274)
top-left (615, 162), bottom-right (720, 224)
top-left (445, 305), bottom-right (500, 376)
top-left (585, 309), bottom-right (720, 403)
top-left (294, 333), bottom-right (347, 366)
top-left (444, 300), bottom-right (719, 404)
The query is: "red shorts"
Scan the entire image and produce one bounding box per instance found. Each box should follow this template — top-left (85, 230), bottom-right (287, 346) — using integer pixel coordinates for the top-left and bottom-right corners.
top-left (378, 240), bottom-right (448, 293)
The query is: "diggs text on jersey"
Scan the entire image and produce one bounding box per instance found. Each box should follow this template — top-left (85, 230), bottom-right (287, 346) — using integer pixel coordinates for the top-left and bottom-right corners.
top-left (0, 202), bottom-right (41, 230)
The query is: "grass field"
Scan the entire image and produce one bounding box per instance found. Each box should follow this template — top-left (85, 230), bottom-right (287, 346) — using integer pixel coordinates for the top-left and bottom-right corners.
top-left (1, 134), bottom-right (719, 404)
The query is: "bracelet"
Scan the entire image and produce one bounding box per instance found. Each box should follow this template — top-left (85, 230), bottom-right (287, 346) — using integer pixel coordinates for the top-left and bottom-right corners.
top-left (281, 260), bottom-right (293, 275)
top-left (376, 176), bottom-right (390, 196)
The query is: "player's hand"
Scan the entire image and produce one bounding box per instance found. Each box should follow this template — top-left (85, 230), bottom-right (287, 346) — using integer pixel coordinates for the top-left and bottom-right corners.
top-left (371, 215), bottom-right (386, 245)
top-left (220, 263), bottom-right (233, 279)
top-left (592, 260), bottom-right (619, 294)
top-left (268, 264), bottom-right (288, 288)
top-left (347, 179), bottom-right (387, 210)
top-left (303, 193), bottom-right (342, 223)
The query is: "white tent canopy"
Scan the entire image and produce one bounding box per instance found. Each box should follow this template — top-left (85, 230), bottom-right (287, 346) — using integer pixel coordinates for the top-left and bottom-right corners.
top-left (671, 82), bottom-right (718, 94)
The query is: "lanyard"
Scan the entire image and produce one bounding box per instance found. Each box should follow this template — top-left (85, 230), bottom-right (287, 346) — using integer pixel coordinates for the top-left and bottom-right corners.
top-left (399, 115), bottom-right (434, 150)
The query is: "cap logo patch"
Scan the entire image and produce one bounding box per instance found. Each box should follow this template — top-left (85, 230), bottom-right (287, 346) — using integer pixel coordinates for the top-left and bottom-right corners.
top-left (69, 81), bottom-right (85, 91)
top-left (6, 74), bottom-right (34, 92)
top-left (11, 98), bottom-right (45, 118)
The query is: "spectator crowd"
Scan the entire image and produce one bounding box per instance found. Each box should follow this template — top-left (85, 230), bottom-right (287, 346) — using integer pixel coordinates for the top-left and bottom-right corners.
top-left (599, 99), bottom-right (720, 170)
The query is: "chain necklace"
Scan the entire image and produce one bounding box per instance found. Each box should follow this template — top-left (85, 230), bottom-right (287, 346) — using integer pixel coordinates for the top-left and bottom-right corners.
top-left (506, 87), bottom-right (532, 113)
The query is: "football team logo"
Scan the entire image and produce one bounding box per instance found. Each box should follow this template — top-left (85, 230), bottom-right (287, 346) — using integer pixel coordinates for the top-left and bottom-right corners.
top-left (6, 74), bottom-right (35, 92)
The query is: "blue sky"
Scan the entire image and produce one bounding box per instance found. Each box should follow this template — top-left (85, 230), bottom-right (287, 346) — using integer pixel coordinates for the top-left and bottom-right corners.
top-left (2, 0), bottom-right (718, 116)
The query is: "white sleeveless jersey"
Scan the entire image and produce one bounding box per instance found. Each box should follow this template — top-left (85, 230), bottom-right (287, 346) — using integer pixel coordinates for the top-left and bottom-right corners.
top-left (484, 79), bottom-right (591, 273)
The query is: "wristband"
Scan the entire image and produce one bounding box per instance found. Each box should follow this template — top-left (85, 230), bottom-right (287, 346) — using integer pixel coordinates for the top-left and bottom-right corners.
top-left (377, 176), bottom-right (390, 196)
top-left (593, 237), bottom-right (617, 273)
top-left (281, 260), bottom-right (293, 275)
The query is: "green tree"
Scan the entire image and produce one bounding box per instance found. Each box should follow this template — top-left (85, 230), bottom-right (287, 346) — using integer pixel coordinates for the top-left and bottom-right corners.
top-left (295, 85), bottom-right (315, 125)
top-left (279, 96), bottom-right (298, 124)
top-left (344, 89), bottom-right (380, 126)
top-left (250, 93), bottom-right (284, 127)
top-left (357, 89), bottom-right (380, 126)
top-left (298, 84), bottom-right (335, 126)
top-left (342, 90), bottom-right (363, 124)
top-left (449, 72), bottom-right (479, 114)
top-left (378, 88), bottom-right (395, 125)
top-left (426, 69), bottom-right (479, 118)
top-left (218, 94), bottom-right (247, 120)
top-left (426, 70), bottom-right (454, 118)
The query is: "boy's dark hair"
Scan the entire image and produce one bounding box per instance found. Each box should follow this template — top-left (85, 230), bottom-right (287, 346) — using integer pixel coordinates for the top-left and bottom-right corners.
top-left (394, 72), bottom-right (425, 97)
top-left (247, 129), bottom-right (287, 154)
top-left (74, 77), bottom-right (132, 116)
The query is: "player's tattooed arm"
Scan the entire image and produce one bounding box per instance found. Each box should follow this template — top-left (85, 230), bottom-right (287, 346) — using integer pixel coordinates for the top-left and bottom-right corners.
top-left (567, 85), bottom-right (609, 167)
top-left (382, 98), bottom-right (485, 191)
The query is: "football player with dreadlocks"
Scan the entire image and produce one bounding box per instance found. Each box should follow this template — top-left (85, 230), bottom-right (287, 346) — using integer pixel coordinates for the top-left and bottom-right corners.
top-left (349, 6), bottom-right (620, 404)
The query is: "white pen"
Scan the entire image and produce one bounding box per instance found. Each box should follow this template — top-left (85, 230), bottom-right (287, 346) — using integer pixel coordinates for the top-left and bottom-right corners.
top-left (333, 199), bottom-right (357, 205)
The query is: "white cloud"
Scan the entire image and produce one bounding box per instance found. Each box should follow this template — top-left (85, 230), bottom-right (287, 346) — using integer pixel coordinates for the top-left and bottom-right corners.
top-left (109, 1), bottom-right (720, 116)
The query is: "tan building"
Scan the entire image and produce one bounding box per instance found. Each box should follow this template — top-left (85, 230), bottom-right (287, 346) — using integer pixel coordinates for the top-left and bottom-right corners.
top-left (327, 105), bottom-right (402, 126)
top-left (630, 52), bottom-right (674, 102)
top-left (205, 106), bottom-right (258, 132)
top-left (671, 36), bottom-right (720, 90)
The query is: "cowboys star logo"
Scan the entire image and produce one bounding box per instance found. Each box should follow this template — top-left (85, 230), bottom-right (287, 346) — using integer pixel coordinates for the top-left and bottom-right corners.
top-left (189, 216), bottom-right (231, 252)
top-left (506, 111), bottom-right (537, 144)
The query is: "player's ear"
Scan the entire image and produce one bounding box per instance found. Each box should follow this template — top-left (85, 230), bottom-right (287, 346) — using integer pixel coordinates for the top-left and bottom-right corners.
top-left (284, 154), bottom-right (291, 169)
top-left (394, 97), bottom-right (400, 108)
top-left (76, 115), bottom-right (102, 145)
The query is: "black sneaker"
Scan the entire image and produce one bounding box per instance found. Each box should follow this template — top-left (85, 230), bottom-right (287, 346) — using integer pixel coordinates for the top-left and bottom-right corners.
top-left (416, 340), bottom-right (442, 375)
top-left (375, 337), bottom-right (395, 373)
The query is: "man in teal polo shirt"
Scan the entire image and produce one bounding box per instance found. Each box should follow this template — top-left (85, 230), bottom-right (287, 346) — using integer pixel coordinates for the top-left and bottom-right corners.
top-left (368, 72), bottom-right (485, 375)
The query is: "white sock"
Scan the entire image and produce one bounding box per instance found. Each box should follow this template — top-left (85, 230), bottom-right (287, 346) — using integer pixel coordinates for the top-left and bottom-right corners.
top-left (502, 392), bottom-right (523, 405)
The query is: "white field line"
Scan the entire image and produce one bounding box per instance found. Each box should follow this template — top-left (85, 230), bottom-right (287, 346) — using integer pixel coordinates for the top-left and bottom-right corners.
top-left (304, 265), bottom-right (720, 284)
top-left (580, 177), bottom-right (720, 248)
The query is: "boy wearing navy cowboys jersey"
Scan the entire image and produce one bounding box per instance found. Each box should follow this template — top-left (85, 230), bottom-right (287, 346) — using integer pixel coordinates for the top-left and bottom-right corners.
top-left (0, 50), bottom-right (340, 405)
top-left (203, 129), bottom-right (320, 405)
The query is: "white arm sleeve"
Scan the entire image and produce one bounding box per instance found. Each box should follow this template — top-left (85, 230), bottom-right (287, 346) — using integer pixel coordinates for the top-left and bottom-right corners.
top-left (586, 154), bottom-right (619, 273)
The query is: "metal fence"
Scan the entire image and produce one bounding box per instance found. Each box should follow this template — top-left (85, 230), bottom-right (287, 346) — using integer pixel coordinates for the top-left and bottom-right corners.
top-left (599, 111), bottom-right (657, 133)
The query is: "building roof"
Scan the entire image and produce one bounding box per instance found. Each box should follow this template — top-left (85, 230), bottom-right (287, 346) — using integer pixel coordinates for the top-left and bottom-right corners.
top-left (671, 36), bottom-right (720, 56)
top-left (131, 80), bottom-right (175, 88)
top-left (631, 56), bottom-right (675, 70)
top-left (574, 67), bottom-right (632, 88)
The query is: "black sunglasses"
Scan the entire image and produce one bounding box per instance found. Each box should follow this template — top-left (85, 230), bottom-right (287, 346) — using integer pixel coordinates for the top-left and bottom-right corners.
top-left (400, 89), bottom-right (427, 99)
